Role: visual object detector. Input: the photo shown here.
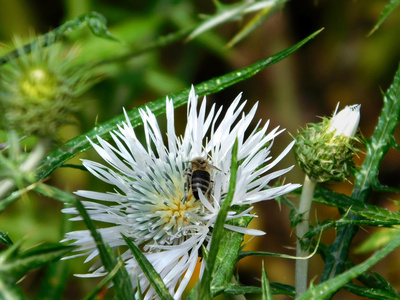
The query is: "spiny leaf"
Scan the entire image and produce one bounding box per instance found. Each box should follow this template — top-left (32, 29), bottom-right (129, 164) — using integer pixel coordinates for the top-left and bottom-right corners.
top-left (322, 61), bottom-right (400, 281)
top-left (314, 186), bottom-right (400, 224)
top-left (300, 231), bottom-right (400, 299)
top-left (344, 282), bottom-right (400, 300)
top-left (0, 243), bottom-right (74, 284)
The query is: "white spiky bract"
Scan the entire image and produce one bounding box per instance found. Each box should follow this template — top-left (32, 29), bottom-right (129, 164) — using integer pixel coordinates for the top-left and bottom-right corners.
top-left (62, 86), bottom-right (300, 299)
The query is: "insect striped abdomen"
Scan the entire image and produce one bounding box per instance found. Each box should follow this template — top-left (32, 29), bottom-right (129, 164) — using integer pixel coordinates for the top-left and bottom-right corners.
top-left (191, 170), bottom-right (211, 200)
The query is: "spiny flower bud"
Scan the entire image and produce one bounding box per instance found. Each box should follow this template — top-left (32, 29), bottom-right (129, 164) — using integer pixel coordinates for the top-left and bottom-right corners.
top-left (294, 104), bottom-right (361, 183)
top-left (0, 34), bottom-right (93, 136)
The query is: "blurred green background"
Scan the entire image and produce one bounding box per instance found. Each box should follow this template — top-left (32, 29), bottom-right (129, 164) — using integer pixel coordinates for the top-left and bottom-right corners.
top-left (1, 0), bottom-right (400, 299)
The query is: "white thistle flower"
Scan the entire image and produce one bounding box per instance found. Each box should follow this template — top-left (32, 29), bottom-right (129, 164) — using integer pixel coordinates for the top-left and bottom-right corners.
top-left (328, 103), bottom-right (361, 138)
top-left (62, 86), bottom-right (300, 299)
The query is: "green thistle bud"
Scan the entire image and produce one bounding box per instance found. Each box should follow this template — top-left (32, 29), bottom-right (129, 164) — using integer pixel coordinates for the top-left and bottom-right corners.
top-left (0, 34), bottom-right (93, 136)
top-left (294, 104), bottom-right (361, 183)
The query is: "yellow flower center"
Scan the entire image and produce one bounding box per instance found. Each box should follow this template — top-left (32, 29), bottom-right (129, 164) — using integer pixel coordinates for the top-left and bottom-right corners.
top-left (20, 68), bottom-right (58, 102)
top-left (154, 193), bottom-right (203, 231)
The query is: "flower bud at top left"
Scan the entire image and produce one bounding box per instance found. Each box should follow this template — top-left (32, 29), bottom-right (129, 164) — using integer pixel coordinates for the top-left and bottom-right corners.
top-left (0, 34), bottom-right (93, 137)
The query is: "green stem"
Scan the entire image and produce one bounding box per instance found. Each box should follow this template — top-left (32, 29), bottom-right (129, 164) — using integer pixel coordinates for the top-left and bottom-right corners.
top-left (295, 175), bottom-right (317, 296)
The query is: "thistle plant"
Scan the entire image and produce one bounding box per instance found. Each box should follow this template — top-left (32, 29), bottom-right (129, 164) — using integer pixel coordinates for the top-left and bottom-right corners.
top-left (1, 2), bottom-right (400, 300)
top-left (0, 35), bottom-right (93, 137)
top-left (293, 104), bottom-right (361, 295)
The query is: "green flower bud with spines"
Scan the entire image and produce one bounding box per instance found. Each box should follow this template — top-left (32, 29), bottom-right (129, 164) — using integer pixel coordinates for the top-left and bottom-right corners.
top-left (293, 104), bottom-right (361, 183)
top-left (0, 34), bottom-right (93, 137)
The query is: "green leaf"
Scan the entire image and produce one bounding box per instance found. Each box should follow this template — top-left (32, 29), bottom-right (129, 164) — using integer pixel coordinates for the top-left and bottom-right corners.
top-left (0, 279), bottom-right (26, 300)
top-left (0, 182), bottom-right (75, 214)
top-left (0, 230), bottom-right (13, 246)
top-left (0, 242), bottom-right (74, 284)
top-left (0, 183), bottom-right (38, 213)
top-left (188, 0), bottom-right (286, 42)
top-left (222, 282), bottom-right (295, 297)
top-left (121, 234), bottom-right (173, 300)
top-left (74, 200), bottom-right (135, 300)
top-left (35, 258), bottom-right (69, 300)
top-left (318, 243), bottom-right (400, 298)
top-left (197, 139), bottom-right (239, 299)
top-left (369, 0), bottom-right (400, 36)
top-left (354, 228), bottom-right (400, 254)
top-left (35, 212), bottom-right (73, 300)
top-left (227, 0), bottom-right (287, 47)
top-left (373, 272), bottom-right (400, 297)
top-left (83, 262), bottom-right (122, 300)
top-left (261, 262), bottom-right (272, 300)
top-left (33, 183), bottom-right (77, 204)
top-left (238, 250), bottom-right (309, 260)
top-left (299, 231), bottom-right (400, 299)
top-left (314, 187), bottom-right (400, 224)
top-left (0, 11), bottom-right (118, 66)
top-left (36, 27), bottom-right (323, 185)
top-left (344, 282), bottom-right (400, 300)
top-left (322, 61), bottom-right (400, 281)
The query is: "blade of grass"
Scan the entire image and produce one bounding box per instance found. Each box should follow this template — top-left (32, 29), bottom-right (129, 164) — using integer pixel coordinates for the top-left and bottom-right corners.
top-left (121, 234), bottom-right (173, 300)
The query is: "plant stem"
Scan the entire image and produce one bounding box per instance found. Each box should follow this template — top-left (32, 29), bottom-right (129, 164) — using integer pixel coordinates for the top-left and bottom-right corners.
top-left (295, 175), bottom-right (317, 297)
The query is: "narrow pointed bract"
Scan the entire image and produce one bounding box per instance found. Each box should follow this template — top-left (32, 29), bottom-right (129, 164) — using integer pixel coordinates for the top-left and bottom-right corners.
top-left (62, 86), bottom-right (300, 299)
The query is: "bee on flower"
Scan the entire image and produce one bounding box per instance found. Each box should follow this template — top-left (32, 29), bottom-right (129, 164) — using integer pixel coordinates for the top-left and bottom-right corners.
top-left (62, 86), bottom-right (300, 299)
